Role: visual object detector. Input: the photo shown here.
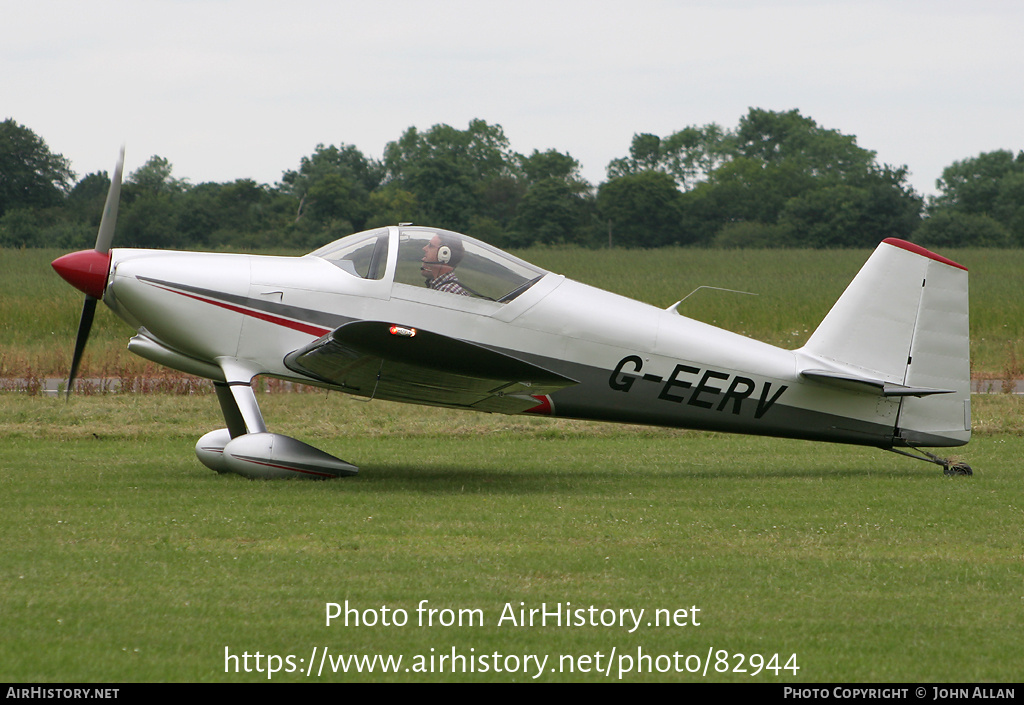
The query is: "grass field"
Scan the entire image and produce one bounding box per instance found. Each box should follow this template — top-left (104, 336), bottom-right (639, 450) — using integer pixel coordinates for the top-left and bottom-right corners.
top-left (2, 392), bottom-right (1022, 682)
top-left (3, 246), bottom-right (1024, 378)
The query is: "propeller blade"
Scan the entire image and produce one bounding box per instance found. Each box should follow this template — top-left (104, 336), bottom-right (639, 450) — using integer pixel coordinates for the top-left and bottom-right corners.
top-left (60, 147), bottom-right (123, 398)
top-left (66, 296), bottom-right (97, 398)
top-left (94, 146), bottom-right (125, 254)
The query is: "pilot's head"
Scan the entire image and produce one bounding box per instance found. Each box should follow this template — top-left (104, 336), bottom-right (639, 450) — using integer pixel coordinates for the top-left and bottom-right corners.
top-left (421, 234), bottom-right (464, 280)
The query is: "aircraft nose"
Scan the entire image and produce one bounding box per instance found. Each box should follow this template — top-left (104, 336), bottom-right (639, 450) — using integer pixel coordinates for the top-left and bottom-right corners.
top-left (52, 250), bottom-right (112, 299)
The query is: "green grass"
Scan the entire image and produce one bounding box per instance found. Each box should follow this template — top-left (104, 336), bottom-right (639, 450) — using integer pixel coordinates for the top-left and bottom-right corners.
top-left (5, 246), bottom-right (1023, 377)
top-left (2, 393), bottom-right (1022, 682)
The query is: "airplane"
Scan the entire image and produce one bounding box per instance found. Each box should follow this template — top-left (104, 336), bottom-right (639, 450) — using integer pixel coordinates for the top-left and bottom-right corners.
top-left (51, 150), bottom-right (973, 479)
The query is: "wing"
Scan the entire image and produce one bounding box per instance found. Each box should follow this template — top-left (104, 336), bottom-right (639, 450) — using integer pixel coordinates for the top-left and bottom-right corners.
top-left (284, 321), bottom-right (577, 413)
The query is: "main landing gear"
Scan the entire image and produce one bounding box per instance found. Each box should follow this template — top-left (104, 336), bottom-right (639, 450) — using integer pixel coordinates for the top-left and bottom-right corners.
top-left (195, 372), bottom-right (357, 480)
top-left (888, 447), bottom-right (973, 476)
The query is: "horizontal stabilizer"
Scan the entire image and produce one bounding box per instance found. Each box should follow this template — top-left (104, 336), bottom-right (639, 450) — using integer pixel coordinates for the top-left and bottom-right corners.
top-left (800, 369), bottom-right (955, 397)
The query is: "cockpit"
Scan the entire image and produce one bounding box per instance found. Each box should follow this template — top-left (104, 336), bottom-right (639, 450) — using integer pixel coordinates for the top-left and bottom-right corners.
top-left (309, 226), bottom-right (547, 303)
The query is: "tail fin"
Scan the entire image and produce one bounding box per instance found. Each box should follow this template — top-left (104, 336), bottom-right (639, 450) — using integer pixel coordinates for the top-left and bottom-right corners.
top-left (797, 238), bottom-right (970, 448)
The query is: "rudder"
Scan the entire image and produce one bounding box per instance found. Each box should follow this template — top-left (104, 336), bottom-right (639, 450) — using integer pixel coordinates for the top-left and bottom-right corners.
top-left (895, 242), bottom-right (971, 447)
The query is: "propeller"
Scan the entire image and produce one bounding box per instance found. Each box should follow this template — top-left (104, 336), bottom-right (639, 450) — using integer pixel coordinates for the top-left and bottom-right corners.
top-left (51, 147), bottom-right (125, 397)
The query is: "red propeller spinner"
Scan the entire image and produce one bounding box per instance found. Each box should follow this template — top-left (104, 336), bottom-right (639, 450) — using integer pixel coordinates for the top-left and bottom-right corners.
top-left (52, 249), bottom-right (112, 300)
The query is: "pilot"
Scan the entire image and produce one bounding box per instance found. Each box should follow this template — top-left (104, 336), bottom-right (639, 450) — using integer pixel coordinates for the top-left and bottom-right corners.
top-left (421, 234), bottom-right (470, 296)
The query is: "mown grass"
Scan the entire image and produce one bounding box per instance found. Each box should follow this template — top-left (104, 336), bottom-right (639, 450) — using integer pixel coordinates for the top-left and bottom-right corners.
top-left (1, 392), bottom-right (1022, 682)
top-left (4, 246), bottom-right (1023, 378)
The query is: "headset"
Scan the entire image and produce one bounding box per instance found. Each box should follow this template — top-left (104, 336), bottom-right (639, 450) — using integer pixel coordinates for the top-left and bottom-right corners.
top-left (423, 243), bottom-right (452, 266)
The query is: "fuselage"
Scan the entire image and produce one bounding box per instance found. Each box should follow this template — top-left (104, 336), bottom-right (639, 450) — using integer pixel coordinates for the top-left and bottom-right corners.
top-left (94, 225), bottom-right (913, 450)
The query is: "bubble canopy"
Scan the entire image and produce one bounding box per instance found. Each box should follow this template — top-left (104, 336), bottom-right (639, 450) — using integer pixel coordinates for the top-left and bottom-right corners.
top-left (309, 226), bottom-right (547, 303)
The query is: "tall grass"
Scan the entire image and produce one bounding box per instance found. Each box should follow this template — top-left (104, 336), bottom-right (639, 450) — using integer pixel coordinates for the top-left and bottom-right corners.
top-left (4, 246), bottom-right (1023, 377)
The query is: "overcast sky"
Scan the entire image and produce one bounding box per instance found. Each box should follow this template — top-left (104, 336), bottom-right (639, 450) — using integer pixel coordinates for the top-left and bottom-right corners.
top-left (5, 0), bottom-right (1022, 197)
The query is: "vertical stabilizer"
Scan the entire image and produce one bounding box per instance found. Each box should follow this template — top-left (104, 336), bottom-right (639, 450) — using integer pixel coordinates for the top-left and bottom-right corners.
top-left (799, 238), bottom-right (970, 447)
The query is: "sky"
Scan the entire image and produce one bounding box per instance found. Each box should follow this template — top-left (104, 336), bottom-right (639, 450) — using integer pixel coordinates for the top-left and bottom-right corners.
top-left (4, 0), bottom-right (1022, 197)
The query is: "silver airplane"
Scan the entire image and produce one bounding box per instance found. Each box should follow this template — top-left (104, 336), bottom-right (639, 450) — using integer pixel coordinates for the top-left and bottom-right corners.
top-left (52, 150), bottom-right (972, 478)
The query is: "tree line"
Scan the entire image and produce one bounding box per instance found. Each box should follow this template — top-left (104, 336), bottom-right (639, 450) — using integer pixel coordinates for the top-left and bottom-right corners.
top-left (2, 111), bottom-right (1022, 251)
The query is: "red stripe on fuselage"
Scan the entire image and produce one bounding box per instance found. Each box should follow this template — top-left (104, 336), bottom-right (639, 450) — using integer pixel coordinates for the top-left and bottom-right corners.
top-left (147, 283), bottom-right (331, 337)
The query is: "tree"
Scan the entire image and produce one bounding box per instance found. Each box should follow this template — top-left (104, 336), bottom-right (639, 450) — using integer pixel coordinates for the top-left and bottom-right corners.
top-left (174, 179), bottom-right (282, 247)
top-left (993, 172), bottom-right (1024, 244)
top-left (382, 120), bottom-right (524, 236)
top-left (671, 109), bottom-right (923, 247)
top-left (66, 172), bottom-right (111, 227)
top-left (282, 143), bottom-right (383, 195)
top-left (607, 133), bottom-right (664, 177)
top-left (603, 110), bottom-right (912, 247)
top-left (780, 166), bottom-right (922, 247)
top-left (520, 149), bottom-right (588, 189)
top-left (117, 156), bottom-right (190, 248)
top-left (118, 192), bottom-right (181, 248)
top-left (279, 143), bottom-right (382, 229)
top-left (661, 124), bottom-right (733, 190)
top-left (596, 171), bottom-right (686, 247)
top-left (175, 182), bottom-right (221, 246)
top-left (914, 211), bottom-right (1011, 248)
top-left (683, 157), bottom-right (813, 241)
top-left (0, 119), bottom-right (75, 217)
top-left (856, 165), bottom-right (924, 241)
top-left (930, 150), bottom-right (1024, 214)
top-left (384, 119), bottom-right (518, 184)
top-left (733, 108), bottom-right (875, 182)
top-left (127, 155), bottom-right (188, 196)
top-left (607, 124), bottom-right (732, 190)
top-left (780, 185), bottom-right (873, 247)
top-left (305, 174), bottom-right (362, 229)
top-left (365, 186), bottom-right (418, 229)
top-left (511, 178), bottom-right (590, 246)
top-left (928, 150), bottom-right (1024, 244)
top-left (402, 158), bottom-right (478, 232)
